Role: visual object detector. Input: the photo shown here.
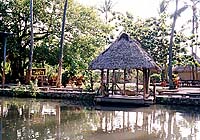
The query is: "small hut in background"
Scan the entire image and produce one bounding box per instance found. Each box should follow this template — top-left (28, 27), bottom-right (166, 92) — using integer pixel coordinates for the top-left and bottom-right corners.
top-left (173, 54), bottom-right (200, 81)
top-left (89, 33), bottom-right (161, 100)
top-left (173, 65), bottom-right (200, 80)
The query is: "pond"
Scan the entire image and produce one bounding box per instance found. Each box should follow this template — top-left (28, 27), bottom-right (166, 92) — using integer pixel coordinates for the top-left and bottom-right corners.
top-left (0, 97), bottom-right (200, 140)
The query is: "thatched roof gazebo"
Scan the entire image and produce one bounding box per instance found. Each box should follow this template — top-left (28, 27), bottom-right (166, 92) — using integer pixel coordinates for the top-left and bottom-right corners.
top-left (89, 33), bottom-right (161, 100)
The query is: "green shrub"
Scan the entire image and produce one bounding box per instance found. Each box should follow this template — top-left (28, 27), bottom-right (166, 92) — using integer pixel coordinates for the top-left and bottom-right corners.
top-left (11, 81), bottom-right (39, 97)
top-left (150, 73), bottom-right (161, 83)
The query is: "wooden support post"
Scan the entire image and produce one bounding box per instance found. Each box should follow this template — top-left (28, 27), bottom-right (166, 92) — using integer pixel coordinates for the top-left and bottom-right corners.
top-left (147, 69), bottom-right (150, 95)
top-left (192, 66), bottom-right (195, 80)
top-left (41, 76), bottom-right (44, 87)
top-left (195, 66), bottom-right (198, 80)
top-left (106, 69), bottom-right (109, 92)
top-left (100, 69), bottom-right (104, 86)
top-left (143, 69), bottom-right (147, 99)
top-left (123, 69), bottom-right (126, 95)
top-left (136, 69), bottom-right (139, 95)
top-left (143, 69), bottom-right (150, 99)
top-left (153, 83), bottom-right (156, 102)
top-left (100, 70), bottom-right (104, 95)
top-left (112, 70), bottom-right (115, 95)
top-left (90, 71), bottom-right (94, 91)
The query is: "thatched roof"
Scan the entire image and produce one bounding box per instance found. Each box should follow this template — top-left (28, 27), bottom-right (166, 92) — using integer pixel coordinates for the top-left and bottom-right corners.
top-left (89, 33), bottom-right (161, 71)
top-left (173, 65), bottom-right (200, 72)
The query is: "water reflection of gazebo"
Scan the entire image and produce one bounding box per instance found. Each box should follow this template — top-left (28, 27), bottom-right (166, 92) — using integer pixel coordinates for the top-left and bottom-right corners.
top-left (89, 33), bottom-right (161, 102)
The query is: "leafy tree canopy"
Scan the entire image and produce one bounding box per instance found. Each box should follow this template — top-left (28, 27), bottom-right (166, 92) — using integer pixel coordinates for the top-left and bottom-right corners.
top-left (0, 0), bottom-right (112, 83)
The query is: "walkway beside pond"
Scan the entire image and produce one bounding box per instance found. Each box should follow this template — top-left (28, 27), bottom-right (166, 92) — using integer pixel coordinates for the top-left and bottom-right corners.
top-left (0, 85), bottom-right (200, 106)
top-left (157, 87), bottom-right (200, 95)
top-left (156, 87), bottom-right (200, 106)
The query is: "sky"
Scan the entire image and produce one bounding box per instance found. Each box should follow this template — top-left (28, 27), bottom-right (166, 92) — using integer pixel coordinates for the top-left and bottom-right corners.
top-left (76, 0), bottom-right (192, 28)
top-left (75, 0), bottom-right (200, 56)
top-left (76, 0), bottom-right (161, 18)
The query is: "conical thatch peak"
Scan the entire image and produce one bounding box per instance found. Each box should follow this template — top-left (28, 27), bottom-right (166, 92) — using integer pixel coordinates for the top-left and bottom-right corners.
top-left (89, 33), bottom-right (161, 71)
top-left (118, 33), bottom-right (129, 41)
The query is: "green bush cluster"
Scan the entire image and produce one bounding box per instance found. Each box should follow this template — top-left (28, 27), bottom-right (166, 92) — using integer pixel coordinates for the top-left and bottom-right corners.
top-left (11, 81), bottom-right (39, 97)
top-left (150, 74), bottom-right (161, 83)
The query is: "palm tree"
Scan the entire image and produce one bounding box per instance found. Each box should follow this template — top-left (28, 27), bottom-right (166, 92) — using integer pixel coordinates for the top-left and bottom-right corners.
top-left (56, 0), bottom-right (68, 88)
top-left (190, 0), bottom-right (200, 80)
top-left (158, 0), bottom-right (171, 14)
top-left (27, 0), bottom-right (34, 84)
top-left (172, 0), bottom-right (200, 80)
top-left (168, 0), bottom-right (179, 89)
top-left (190, 0), bottom-right (200, 55)
top-left (158, 0), bottom-right (171, 81)
top-left (168, 0), bottom-right (188, 89)
top-left (98, 0), bottom-right (115, 24)
top-left (98, 0), bottom-right (115, 90)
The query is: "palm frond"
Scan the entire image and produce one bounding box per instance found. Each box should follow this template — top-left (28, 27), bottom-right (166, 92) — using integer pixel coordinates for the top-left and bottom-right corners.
top-left (170, 5), bottom-right (188, 18)
top-left (159, 0), bottom-right (172, 14)
top-left (159, 0), bottom-right (168, 13)
top-left (177, 5), bottom-right (188, 16)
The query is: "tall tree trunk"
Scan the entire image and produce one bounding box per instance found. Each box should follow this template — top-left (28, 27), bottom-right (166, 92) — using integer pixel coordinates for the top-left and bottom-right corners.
top-left (192, 2), bottom-right (195, 80)
top-left (191, 0), bottom-right (199, 80)
top-left (192, 3), bottom-right (195, 55)
top-left (56, 0), bottom-right (68, 88)
top-left (27, 0), bottom-right (34, 84)
top-left (2, 36), bottom-right (7, 88)
top-left (168, 0), bottom-right (178, 89)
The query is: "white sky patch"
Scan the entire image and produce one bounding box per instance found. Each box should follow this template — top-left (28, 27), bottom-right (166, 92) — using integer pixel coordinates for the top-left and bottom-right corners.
top-left (76, 0), bottom-right (160, 18)
top-left (75, 0), bottom-right (200, 56)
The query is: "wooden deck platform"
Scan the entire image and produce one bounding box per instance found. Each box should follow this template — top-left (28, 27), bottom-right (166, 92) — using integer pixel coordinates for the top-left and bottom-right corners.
top-left (94, 95), bottom-right (154, 107)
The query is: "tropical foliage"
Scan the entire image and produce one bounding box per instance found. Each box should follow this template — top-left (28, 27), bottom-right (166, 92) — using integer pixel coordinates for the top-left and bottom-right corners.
top-left (0, 0), bottom-right (112, 83)
top-left (0, 0), bottom-right (199, 87)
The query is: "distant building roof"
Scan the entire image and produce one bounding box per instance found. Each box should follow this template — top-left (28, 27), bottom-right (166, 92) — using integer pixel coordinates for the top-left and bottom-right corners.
top-left (173, 65), bottom-right (200, 72)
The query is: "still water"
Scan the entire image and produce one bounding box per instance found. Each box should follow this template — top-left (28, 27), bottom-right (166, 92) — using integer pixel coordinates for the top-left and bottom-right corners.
top-left (0, 97), bottom-right (200, 140)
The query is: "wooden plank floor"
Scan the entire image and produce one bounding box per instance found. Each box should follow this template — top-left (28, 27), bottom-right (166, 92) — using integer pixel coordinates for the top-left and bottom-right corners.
top-left (94, 95), bottom-right (154, 107)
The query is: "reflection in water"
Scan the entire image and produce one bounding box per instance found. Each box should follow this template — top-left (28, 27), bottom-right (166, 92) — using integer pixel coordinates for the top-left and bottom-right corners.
top-left (0, 98), bottom-right (200, 140)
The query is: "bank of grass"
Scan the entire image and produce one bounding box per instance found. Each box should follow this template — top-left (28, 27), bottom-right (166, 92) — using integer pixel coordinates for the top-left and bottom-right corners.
top-left (10, 81), bottom-right (39, 97)
top-left (0, 82), bottom-right (96, 105)
top-left (1, 81), bottom-right (164, 99)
